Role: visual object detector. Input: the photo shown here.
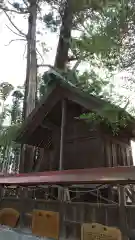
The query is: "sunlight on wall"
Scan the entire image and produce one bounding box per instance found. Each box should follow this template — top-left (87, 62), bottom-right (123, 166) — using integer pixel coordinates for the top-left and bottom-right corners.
top-left (131, 141), bottom-right (135, 165)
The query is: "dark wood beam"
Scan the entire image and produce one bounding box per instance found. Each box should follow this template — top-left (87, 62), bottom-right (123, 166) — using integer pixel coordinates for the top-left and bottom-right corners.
top-left (41, 120), bottom-right (59, 130)
top-left (59, 99), bottom-right (66, 171)
top-left (2, 167), bottom-right (135, 186)
top-left (59, 100), bottom-right (67, 200)
top-left (118, 185), bottom-right (128, 240)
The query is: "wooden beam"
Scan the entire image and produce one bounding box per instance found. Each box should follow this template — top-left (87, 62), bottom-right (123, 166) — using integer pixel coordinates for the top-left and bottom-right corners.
top-left (16, 87), bottom-right (62, 143)
top-left (41, 120), bottom-right (59, 130)
top-left (2, 167), bottom-right (135, 186)
top-left (118, 185), bottom-right (128, 240)
top-left (59, 100), bottom-right (66, 200)
top-left (59, 99), bottom-right (66, 171)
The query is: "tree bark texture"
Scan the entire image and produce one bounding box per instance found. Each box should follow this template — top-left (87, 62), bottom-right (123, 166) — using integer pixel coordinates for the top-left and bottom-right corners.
top-left (20, 0), bottom-right (37, 173)
top-left (54, 0), bottom-right (73, 69)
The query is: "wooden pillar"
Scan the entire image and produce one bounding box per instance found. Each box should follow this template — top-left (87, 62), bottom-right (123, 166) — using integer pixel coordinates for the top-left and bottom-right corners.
top-left (59, 99), bottom-right (66, 171)
top-left (58, 100), bottom-right (66, 201)
top-left (118, 185), bottom-right (128, 240)
top-left (106, 141), bottom-right (114, 201)
top-left (19, 187), bottom-right (28, 228)
top-left (130, 185), bottom-right (135, 203)
top-left (58, 100), bottom-right (67, 239)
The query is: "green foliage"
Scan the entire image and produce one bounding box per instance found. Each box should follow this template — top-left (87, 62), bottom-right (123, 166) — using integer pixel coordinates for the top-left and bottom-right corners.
top-left (69, 0), bottom-right (135, 113)
top-left (0, 81), bottom-right (23, 172)
top-left (43, 0), bottom-right (114, 33)
top-left (39, 70), bottom-right (64, 98)
top-left (0, 105), bottom-right (10, 125)
top-left (0, 123), bottom-right (21, 148)
top-left (12, 90), bottom-right (23, 99)
top-left (43, 12), bottom-right (61, 32)
top-left (12, 1), bottom-right (29, 12)
top-left (13, 2), bottom-right (21, 10)
top-left (39, 66), bottom-right (128, 136)
top-left (80, 104), bottom-right (134, 135)
top-left (72, 0), bottom-right (135, 72)
top-left (11, 90), bottom-right (23, 124)
top-left (39, 67), bottom-right (79, 97)
top-left (39, 62), bottom-right (109, 101)
top-left (77, 70), bottom-right (108, 95)
top-left (0, 82), bottom-right (14, 101)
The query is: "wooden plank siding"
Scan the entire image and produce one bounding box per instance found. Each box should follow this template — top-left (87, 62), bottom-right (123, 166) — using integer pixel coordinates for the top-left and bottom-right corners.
top-left (1, 197), bottom-right (135, 239)
top-left (103, 136), bottom-right (133, 168)
top-left (35, 125), bottom-right (133, 172)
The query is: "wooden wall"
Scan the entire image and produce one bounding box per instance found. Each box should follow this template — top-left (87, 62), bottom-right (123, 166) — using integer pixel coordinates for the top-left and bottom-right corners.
top-left (38, 101), bottom-right (133, 171)
top-left (63, 120), bottom-right (104, 169)
top-left (103, 136), bottom-right (133, 167)
top-left (0, 197), bottom-right (135, 240)
top-left (39, 121), bottom-right (133, 171)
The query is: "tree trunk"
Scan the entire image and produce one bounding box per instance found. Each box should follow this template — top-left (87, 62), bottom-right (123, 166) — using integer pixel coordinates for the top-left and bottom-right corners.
top-left (21, 0), bottom-right (74, 172)
top-left (20, 0), bottom-right (37, 173)
top-left (54, 0), bottom-right (73, 69)
top-left (23, 1), bottom-right (37, 119)
top-left (25, 3), bottom-right (37, 117)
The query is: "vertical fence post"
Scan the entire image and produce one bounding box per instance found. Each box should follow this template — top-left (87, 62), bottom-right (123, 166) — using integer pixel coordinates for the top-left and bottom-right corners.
top-left (118, 185), bottom-right (128, 240)
top-left (19, 187), bottom-right (28, 228)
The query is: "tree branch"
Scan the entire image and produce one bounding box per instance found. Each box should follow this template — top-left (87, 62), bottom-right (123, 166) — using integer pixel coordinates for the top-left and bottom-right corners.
top-left (36, 48), bottom-right (44, 64)
top-left (121, 59), bottom-right (135, 70)
top-left (5, 38), bottom-right (26, 46)
top-left (37, 64), bottom-right (55, 70)
top-left (0, 5), bottom-right (28, 14)
top-left (67, 55), bottom-right (79, 62)
top-left (21, 0), bottom-right (29, 8)
top-left (7, 0), bottom-right (29, 13)
top-left (6, 24), bottom-right (26, 38)
top-left (4, 11), bottom-right (26, 37)
top-left (72, 58), bottom-right (82, 71)
top-left (37, 64), bottom-right (67, 82)
top-left (23, 43), bottom-right (27, 58)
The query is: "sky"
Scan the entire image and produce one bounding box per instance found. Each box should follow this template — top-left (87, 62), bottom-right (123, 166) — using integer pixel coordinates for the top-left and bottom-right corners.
top-left (0, 14), bottom-right (26, 86)
top-left (0, 11), bottom-right (58, 87)
top-left (0, 9), bottom-right (135, 162)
